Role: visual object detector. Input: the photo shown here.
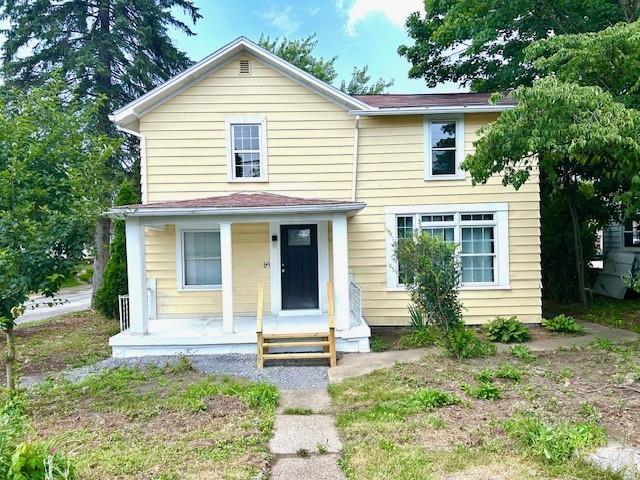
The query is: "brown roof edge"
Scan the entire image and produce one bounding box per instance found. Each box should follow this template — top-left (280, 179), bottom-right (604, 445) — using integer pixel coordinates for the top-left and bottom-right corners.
top-left (354, 92), bottom-right (515, 109)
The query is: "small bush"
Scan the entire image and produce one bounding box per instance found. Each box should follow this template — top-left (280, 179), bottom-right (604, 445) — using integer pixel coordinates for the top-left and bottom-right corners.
top-left (542, 315), bottom-right (586, 335)
top-left (504, 414), bottom-right (606, 463)
top-left (395, 235), bottom-right (463, 331)
top-left (511, 344), bottom-right (536, 362)
top-left (462, 381), bottom-right (502, 400)
top-left (9, 442), bottom-right (75, 480)
top-left (484, 316), bottom-right (530, 343)
top-left (369, 335), bottom-right (387, 352)
top-left (404, 388), bottom-right (461, 410)
top-left (443, 327), bottom-right (496, 359)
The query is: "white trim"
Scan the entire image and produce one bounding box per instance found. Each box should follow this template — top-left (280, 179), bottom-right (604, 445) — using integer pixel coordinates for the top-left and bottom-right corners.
top-left (278, 309), bottom-right (322, 317)
top-left (220, 222), bottom-right (234, 333)
top-left (225, 117), bottom-right (269, 182)
top-left (349, 104), bottom-right (514, 116)
top-left (110, 202), bottom-right (365, 218)
top-left (318, 221), bottom-right (330, 312)
top-left (125, 217), bottom-right (149, 334)
top-left (175, 227), bottom-right (222, 291)
top-left (110, 36), bottom-right (371, 127)
top-left (332, 214), bottom-right (350, 330)
top-left (385, 203), bottom-right (510, 291)
top-left (351, 115), bottom-right (360, 201)
top-left (269, 222), bottom-right (281, 315)
top-left (424, 115), bottom-right (465, 180)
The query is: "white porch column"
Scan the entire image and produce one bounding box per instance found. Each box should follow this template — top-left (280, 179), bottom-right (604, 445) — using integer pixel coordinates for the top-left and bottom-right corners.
top-left (220, 222), bottom-right (234, 333)
top-left (125, 217), bottom-right (148, 335)
top-left (332, 214), bottom-right (350, 330)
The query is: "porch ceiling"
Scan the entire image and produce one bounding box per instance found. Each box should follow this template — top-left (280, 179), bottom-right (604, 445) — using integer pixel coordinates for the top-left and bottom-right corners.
top-left (109, 192), bottom-right (365, 218)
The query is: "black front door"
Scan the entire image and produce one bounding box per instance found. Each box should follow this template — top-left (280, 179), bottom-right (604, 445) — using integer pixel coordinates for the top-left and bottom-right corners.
top-left (280, 224), bottom-right (319, 310)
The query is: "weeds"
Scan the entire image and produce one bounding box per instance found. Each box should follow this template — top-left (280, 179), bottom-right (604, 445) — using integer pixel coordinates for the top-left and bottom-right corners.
top-left (543, 315), bottom-right (586, 335)
top-left (484, 316), bottom-right (530, 343)
top-left (370, 335), bottom-right (387, 352)
top-left (283, 407), bottom-right (313, 415)
top-left (511, 345), bottom-right (536, 362)
top-left (462, 381), bottom-right (502, 400)
top-left (296, 448), bottom-right (310, 458)
top-left (443, 327), bottom-right (496, 359)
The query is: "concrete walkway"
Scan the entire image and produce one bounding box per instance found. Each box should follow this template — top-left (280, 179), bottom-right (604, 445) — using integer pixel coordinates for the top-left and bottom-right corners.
top-left (269, 389), bottom-right (345, 480)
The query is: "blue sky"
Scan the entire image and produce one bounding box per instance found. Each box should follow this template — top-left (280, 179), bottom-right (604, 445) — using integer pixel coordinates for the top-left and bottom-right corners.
top-left (170, 0), bottom-right (462, 94)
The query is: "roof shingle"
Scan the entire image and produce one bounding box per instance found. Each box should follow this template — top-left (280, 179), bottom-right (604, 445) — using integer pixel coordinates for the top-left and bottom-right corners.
top-left (354, 92), bottom-right (515, 109)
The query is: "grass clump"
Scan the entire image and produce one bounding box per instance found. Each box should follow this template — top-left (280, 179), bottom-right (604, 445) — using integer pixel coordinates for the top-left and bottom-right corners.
top-left (484, 316), bottom-right (530, 343)
top-left (511, 344), bottom-right (536, 362)
top-left (283, 407), bottom-right (313, 415)
top-left (443, 327), bottom-right (496, 359)
top-left (296, 448), bottom-right (310, 458)
top-left (404, 388), bottom-right (461, 410)
top-left (462, 381), bottom-right (502, 400)
top-left (476, 364), bottom-right (524, 383)
top-left (504, 414), bottom-right (606, 463)
top-left (370, 335), bottom-right (387, 352)
top-left (543, 315), bottom-right (586, 335)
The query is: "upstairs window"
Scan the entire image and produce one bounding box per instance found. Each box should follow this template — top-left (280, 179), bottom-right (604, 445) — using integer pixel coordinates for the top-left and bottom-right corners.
top-left (424, 116), bottom-right (464, 180)
top-left (226, 118), bottom-right (268, 182)
top-left (624, 220), bottom-right (640, 248)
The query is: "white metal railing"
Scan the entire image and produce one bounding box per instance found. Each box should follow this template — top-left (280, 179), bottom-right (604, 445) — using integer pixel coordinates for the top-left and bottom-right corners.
top-left (349, 278), bottom-right (362, 327)
top-left (118, 294), bottom-right (130, 331)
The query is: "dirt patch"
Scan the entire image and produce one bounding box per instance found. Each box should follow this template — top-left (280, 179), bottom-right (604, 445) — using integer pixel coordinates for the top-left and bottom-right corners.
top-left (201, 395), bottom-right (247, 417)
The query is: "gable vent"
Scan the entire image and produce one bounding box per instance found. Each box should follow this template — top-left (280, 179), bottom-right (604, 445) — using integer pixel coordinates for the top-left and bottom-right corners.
top-left (239, 59), bottom-right (251, 76)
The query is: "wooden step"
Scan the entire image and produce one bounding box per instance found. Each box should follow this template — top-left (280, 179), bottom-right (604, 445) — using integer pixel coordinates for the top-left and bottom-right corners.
top-left (263, 352), bottom-right (332, 360)
top-left (263, 340), bottom-right (330, 348)
top-left (262, 332), bottom-right (329, 339)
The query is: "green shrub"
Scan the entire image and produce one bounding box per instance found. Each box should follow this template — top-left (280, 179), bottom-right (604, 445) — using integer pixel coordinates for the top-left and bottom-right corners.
top-left (370, 335), bottom-right (387, 352)
top-left (462, 381), bottom-right (502, 400)
top-left (443, 327), bottom-right (496, 359)
top-left (94, 180), bottom-right (139, 318)
top-left (504, 414), bottom-right (606, 463)
top-left (398, 327), bottom-right (439, 349)
top-left (9, 441), bottom-right (75, 480)
top-left (484, 316), bottom-right (530, 343)
top-left (511, 344), bottom-right (536, 362)
top-left (404, 388), bottom-right (461, 410)
top-left (542, 314), bottom-right (586, 335)
top-left (395, 235), bottom-right (462, 331)
top-left (242, 383), bottom-right (279, 409)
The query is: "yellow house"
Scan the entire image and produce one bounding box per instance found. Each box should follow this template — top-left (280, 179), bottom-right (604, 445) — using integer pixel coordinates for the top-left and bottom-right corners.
top-left (108, 37), bottom-right (541, 358)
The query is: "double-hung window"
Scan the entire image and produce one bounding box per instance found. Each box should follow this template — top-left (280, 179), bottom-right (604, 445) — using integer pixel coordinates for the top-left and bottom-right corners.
top-left (623, 220), bottom-right (640, 248)
top-left (226, 118), bottom-right (268, 181)
top-left (424, 116), bottom-right (464, 180)
top-left (388, 205), bottom-right (509, 289)
top-left (180, 230), bottom-right (221, 289)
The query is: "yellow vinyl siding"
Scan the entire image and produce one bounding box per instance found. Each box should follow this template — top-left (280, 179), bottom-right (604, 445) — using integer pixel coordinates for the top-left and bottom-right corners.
top-left (140, 55), bottom-right (541, 325)
top-left (146, 223), bottom-right (270, 318)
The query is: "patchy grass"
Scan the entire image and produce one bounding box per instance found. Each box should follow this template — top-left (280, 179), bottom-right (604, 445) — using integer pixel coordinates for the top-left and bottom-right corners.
top-left (548, 295), bottom-right (640, 333)
top-left (283, 407), bottom-right (313, 415)
top-left (330, 342), bottom-right (639, 479)
top-left (20, 363), bottom-right (278, 479)
top-left (0, 311), bottom-right (119, 384)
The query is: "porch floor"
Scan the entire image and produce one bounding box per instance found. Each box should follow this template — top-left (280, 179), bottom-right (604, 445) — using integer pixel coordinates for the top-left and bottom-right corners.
top-left (109, 313), bottom-right (371, 357)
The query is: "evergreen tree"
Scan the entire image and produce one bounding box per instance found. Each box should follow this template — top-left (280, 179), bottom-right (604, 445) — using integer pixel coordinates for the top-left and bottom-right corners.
top-left (94, 180), bottom-right (139, 319)
top-left (0, 0), bottom-right (201, 305)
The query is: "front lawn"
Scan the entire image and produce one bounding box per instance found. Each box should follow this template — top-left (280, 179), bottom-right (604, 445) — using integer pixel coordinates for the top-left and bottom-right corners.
top-left (6, 361), bottom-right (278, 479)
top-left (0, 310), bottom-right (119, 384)
top-left (330, 341), bottom-right (640, 479)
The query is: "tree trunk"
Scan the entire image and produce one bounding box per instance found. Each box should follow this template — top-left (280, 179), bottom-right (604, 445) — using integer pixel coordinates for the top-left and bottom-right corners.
top-left (5, 326), bottom-right (15, 390)
top-left (91, 217), bottom-right (111, 306)
top-left (567, 199), bottom-right (588, 305)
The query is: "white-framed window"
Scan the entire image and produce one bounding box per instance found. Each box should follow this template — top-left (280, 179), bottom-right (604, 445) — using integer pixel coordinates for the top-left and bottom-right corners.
top-left (424, 115), bottom-right (465, 180)
top-left (225, 117), bottom-right (268, 182)
top-left (386, 204), bottom-right (510, 290)
top-left (177, 229), bottom-right (221, 290)
top-left (623, 220), bottom-right (640, 248)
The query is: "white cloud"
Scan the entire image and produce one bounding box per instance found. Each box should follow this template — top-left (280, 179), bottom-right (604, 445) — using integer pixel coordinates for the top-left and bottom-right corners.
top-left (341, 0), bottom-right (424, 35)
top-left (261, 5), bottom-right (301, 34)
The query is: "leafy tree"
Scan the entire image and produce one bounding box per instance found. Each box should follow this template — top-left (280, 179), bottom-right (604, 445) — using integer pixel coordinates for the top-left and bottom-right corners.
top-left (0, 77), bottom-right (118, 389)
top-left (0, 0), bottom-right (201, 305)
top-left (259, 34), bottom-right (393, 94)
top-left (398, 0), bottom-right (633, 92)
top-left (94, 180), bottom-right (139, 319)
top-left (463, 78), bottom-right (640, 304)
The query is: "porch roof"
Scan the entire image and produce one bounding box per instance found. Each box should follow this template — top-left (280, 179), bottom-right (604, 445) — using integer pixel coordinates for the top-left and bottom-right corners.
top-left (109, 192), bottom-right (366, 218)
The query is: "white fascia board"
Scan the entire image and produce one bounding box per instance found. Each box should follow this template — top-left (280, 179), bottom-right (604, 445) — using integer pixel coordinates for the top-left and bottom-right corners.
top-left (110, 37), bottom-right (372, 128)
top-left (109, 202), bottom-right (366, 218)
top-left (349, 104), bottom-right (515, 116)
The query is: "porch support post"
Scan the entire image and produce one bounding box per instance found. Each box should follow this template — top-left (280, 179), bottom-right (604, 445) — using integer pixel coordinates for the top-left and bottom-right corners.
top-left (332, 213), bottom-right (350, 330)
top-left (220, 222), bottom-right (234, 333)
top-left (125, 217), bottom-right (148, 335)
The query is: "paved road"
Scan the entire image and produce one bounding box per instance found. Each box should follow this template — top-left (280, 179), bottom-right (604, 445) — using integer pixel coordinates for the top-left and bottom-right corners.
top-left (16, 286), bottom-right (93, 324)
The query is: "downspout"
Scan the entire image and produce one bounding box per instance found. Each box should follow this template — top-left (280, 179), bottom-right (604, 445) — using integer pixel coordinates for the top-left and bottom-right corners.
top-left (351, 115), bottom-right (360, 201)
top-left (115, 124), bottom-right (147, 204)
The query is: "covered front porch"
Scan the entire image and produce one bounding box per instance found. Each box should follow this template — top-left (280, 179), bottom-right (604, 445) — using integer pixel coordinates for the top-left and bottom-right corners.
top-left (109, 192), bottom-right (371, 358)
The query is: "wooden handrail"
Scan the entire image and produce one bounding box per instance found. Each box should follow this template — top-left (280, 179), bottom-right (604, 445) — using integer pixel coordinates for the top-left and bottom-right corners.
top-left (256, 282), bottom-right (265, 369)
top-left (327, 281), bottom-right (336, 367)
top-left (327, 280), bottom-right (335, 329)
